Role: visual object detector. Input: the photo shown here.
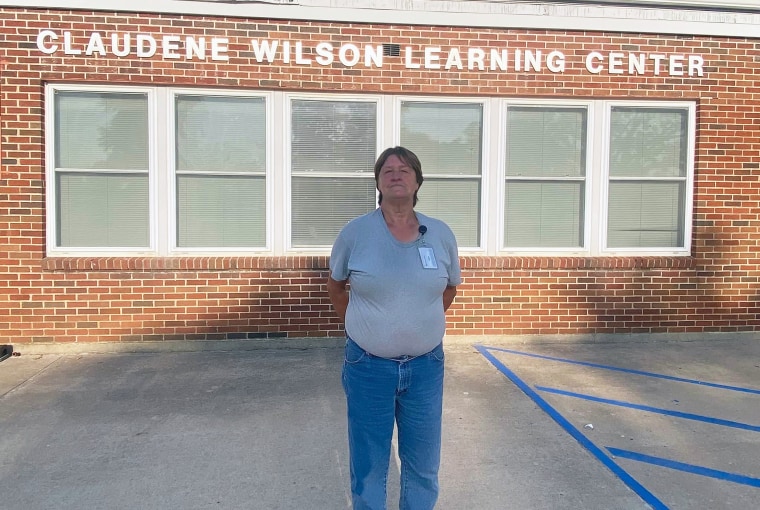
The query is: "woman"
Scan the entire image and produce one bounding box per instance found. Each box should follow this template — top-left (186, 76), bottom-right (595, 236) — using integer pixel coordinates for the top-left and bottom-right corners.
top-left (327, 146), bottom-right (461, 510)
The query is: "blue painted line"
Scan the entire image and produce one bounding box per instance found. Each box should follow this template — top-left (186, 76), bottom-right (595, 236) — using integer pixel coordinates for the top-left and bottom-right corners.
top-left (474, 345), bottom-right (669, 510)
top-left (484, 346), bottom-right (760, 395)
top-left (607, 447), bottom-right (760, 488)
top-left (535, 386), bottom-right (760, 432)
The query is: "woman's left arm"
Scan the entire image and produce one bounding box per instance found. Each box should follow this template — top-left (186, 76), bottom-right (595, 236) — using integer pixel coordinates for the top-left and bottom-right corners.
top-left (443, 285), bottom-right (458, 312)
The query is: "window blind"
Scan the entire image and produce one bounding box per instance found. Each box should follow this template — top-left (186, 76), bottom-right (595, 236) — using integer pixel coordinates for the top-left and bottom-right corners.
top-left (54, 91), bottom-right (149, 247)
top-left (400, 101), bottom-right (483, 247)
top-left (175, 95), bottom-right (267, 248)
top-left (607, 107), bottom-right (688, 248)
top-left (291, 99), bottom-right (377, 247)
top-left (505, 106), bottom-right (587, 248)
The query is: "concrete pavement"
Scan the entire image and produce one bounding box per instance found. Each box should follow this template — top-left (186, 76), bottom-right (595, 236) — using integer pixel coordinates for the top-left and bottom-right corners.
top-left (1, 335), bottom-right (758, 509)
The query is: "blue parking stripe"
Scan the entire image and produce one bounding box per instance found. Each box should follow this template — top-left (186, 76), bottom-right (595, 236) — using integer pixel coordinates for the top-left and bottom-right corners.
top-left (475, 345), bottom-right (669, 510)
top-left (486, 346), bottom-right (760, 395)
top-left (536, 386), bottom-right (760, 433)
top-left (607, 448), bottom-right (760, 488)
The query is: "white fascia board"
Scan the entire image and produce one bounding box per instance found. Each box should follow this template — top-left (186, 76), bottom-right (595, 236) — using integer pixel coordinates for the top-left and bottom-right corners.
top-left (2, 0), bottom-right (759, 38)
top-left (578, 0), bottom-right (760, 9)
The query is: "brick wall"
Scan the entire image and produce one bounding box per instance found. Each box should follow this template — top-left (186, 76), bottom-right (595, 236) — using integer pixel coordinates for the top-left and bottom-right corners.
top-left (1, 8), bottom-right (759, 344)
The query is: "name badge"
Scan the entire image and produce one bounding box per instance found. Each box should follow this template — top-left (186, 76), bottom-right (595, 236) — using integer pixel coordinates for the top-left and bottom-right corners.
top-left (418, 246), bottom-right (438, 269)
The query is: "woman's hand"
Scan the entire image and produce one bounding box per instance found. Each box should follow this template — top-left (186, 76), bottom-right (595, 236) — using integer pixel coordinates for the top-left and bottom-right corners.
top-left (443, 285), bottom-right (457, 312)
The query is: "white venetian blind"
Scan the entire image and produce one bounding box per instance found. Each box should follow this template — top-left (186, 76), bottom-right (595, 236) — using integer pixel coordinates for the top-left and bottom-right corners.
top-left (505, 181), bottom-right (584, 248)
top-left (505, 106), bottom-right (587, 248)
top-left (400, 101), bottom-right (482, 247)
top-left (607, 107), bottom-right (687, 248)
top-left (175, 95), bottom-right (267, 248)
top-left (54, 91), bottom-right (149, 247)
top-left (290, 99), bottom-right (377, 247)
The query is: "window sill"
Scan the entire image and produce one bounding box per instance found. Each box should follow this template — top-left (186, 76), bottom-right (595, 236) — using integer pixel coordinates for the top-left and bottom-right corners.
top-left (42, 255), bottom-right (695, 272)
top-left (459, 255), bottom-right (696, 270)
top-left (41, 256), bottom-right (332, 271)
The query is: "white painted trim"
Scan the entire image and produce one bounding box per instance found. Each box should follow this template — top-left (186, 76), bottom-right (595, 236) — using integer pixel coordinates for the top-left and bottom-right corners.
top-left (394, 95), bottom-right (489, 252)
top-left (283, 91), bottom-right (384, 253)
top-left (38, 86), bottom-right (702, 258)
top-left (2, 1), bottom-right (759, 38)
top-left (45, 83), bottom-right (159, 257)
top-left (598, 100), bottom-right (695, 257)
top-left (166, 88), bottom-right (275, 255)
top-left (44, 85), bottom-right (56, 254)
top-left (578, 0), bottom-right (759, 8)
top-left (500, 99), bottom-right (596, 257)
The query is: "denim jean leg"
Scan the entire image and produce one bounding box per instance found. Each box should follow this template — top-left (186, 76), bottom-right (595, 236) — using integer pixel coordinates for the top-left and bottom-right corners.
top-left (396, 344), bottom-right (445, 510)
top-left (343, 339), bottom-right (398, 510)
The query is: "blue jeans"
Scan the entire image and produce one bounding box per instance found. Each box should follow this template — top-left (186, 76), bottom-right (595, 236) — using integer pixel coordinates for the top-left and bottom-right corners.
top-left (342, 337), bottom-right (445, 510)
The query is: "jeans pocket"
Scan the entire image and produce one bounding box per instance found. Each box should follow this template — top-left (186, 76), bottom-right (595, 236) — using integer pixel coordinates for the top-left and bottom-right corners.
top-left (344, 338), bottom-right (368, 364)
top-left (428, 343), bottom-right (445, 362)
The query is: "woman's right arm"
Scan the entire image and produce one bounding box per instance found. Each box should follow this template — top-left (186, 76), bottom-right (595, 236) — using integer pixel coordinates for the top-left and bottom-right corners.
top-left (326, 276), bottom-right (349, 322)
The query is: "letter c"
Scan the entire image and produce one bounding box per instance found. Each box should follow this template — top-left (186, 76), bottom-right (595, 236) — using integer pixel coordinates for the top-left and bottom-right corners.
top-left (585, 51), bottom-right (604, 74)
top-left (37, 30), bottom-right (58, 54)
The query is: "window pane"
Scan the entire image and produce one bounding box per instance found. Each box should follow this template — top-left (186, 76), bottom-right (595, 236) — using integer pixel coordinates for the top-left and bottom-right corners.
top-left (415, 179), bottom-right (480, 247)
top-left (175, 95), bottom-right (268, 248)
top-left (56, 172), bottom-right (149, 247)
top-left (291, 99), bottom-right (377, 247)
top-left (176, 95), bottom-right (266, 173)
top-left (505, 181), bottom-right (584, 248)
top-left (291, 177), bottom-right (376, 247)
top-left (400, 102), bottom-right (482, 176)
top-left (400, 101), bottom-right (483, 248)
top-left (610, 107), bottom-right (687, 178)
top-left (177, 175), bottom-right (266, 248)
top-left (505, 106), bottom-right (587, 249)
top-left (608, 181), bottom-right (684, 248)
top-left (291, 100), bottom-right (376, 174)
top-left (507, 106), bottom-right (587, 178)
top-left (55, 91), bottom-right (148, 170)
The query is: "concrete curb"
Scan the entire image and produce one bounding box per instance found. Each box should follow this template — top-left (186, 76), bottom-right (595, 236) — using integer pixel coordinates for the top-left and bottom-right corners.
top-left (5, 331), bottom-right (757, 355)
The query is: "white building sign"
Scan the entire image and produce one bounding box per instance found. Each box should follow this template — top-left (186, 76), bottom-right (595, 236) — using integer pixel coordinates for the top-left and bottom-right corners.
top-left (36, 31), bottom-right (706, 77)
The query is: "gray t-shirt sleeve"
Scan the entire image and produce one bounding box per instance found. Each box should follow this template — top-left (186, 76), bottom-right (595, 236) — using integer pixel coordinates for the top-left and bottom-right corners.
top-left (439, 220), bottom-right (462, 287)
top-left (329, 224), bottom-right (352, 282)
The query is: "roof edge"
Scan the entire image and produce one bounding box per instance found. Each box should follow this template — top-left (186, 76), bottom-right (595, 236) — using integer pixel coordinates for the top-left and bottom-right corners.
top-left (1, 0), bottom-right (759, 38)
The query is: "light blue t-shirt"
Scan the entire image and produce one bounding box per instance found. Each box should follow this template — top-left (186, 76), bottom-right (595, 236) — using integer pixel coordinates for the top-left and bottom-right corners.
top-left (329, 208), bottom-right (462, 358)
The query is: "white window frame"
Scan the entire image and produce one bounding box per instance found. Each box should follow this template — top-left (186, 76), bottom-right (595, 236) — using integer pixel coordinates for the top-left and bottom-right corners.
top-left (45, 85), bottom-right (696, 258)
top-left (46, 83), bottom-right (275, 257)
top-left (600, 100), bottom-right (696, 256)
top-left (499, 99), bottom-right (593, 256)
top-left (498, 98), bottom-right (695, 257)
top-left (45, 83), bottom-right (158, 256)
top-left (167, 88), bottom-right (274, 254)
top-left (284, 92), bottom-right (383, 252)
top-left (393, 95), bottom-right (489, 253)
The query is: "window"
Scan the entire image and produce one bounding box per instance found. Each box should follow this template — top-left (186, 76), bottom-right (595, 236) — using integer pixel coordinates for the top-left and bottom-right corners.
top-left (606, 106), bottom-right (689, 249)
top-left (500, 100), bottom-right (694, 256)
top-left (289, 98), bottom-right (378, 248)
top-left (174, 94), bottom-right (267, 248)
top-left (53, 90), bottom-right (150, 248)
top-left (399, 100), bottom-right (483, 247)
top-left (504, 105), bottom-right (587, 249)
top-left (46, 85), bottom-right (694, 257)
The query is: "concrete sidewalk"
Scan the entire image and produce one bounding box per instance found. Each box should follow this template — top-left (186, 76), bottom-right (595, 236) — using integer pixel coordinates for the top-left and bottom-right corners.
top-left (0, 336), bottom-right (758, 509)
